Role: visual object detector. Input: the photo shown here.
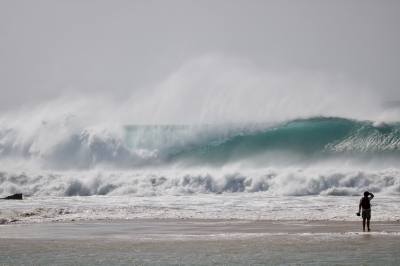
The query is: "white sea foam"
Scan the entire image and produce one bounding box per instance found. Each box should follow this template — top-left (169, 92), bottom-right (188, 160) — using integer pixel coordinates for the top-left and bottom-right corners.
top-left (1, 193), bottom-right (399, 224)
top-left (0, 167), bottom-right (399, 197)
top-left (0, 166), bottom-right (399, 224)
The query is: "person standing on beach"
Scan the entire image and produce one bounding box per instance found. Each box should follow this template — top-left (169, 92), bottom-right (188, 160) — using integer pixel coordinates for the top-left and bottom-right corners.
top-left (357, 191), bottom-right (374, 232)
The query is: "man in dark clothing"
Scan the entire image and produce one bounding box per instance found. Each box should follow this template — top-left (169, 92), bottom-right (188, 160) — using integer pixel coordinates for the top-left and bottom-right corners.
top-left (357, 191), bottom-right (374, 232)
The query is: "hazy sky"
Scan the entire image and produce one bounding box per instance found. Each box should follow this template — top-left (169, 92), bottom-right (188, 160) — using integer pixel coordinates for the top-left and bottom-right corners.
top-left (1, 0), bottom-right (399, 112)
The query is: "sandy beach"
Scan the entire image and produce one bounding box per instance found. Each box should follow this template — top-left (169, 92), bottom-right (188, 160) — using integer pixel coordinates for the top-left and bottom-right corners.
top-left (1, 219), bottom-right (400, 265)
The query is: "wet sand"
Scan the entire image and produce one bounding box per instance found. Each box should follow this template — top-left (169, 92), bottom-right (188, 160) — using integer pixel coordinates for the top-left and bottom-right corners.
top-left (1, 219), bottom-right (400, 265)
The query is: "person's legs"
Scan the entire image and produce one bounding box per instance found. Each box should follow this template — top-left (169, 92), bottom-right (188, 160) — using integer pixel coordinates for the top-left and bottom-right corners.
top-left (366, 210), bottom-right (371, 231)
top-left (362, 218), bottom-right (366, 231)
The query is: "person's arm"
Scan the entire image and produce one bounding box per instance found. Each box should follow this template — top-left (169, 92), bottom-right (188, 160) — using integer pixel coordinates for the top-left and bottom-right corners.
top-left (369, 192), bottom-right (374, 200)
top-left (358, 199), bottom-right (362, 213)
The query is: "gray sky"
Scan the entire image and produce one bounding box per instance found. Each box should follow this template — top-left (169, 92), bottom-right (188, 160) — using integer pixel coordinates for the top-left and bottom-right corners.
top-left (1, 0), bottom-right (399, 112)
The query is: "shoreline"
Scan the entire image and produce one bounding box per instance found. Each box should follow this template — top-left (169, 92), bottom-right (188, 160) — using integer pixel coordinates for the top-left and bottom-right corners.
top-left (1, 219), bottom-right (400, 265)
top-left (1, 219), bottom-right (400, 240)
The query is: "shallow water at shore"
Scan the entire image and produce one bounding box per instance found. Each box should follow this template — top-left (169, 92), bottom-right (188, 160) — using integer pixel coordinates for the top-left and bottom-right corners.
top-left (1, 220), bottom-right (400, 265)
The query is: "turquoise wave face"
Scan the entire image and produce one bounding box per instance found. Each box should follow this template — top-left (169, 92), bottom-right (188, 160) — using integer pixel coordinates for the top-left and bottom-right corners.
top-left (128, 117), bottom-right (400, 165)
top-left (171, 117), bottom-right (355, 161)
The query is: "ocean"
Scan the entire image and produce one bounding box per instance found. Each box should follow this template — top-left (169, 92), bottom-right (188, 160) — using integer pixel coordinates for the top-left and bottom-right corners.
top-left (0, 116), bottom-right (400, 223)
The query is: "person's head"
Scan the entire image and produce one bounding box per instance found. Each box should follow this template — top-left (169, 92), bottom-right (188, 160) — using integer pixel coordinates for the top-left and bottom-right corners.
top-left (364, 191), bottom-right (369, 197)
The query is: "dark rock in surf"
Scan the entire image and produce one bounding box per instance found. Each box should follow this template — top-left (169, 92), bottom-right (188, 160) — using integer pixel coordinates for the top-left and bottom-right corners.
top-left (2, 193), bottom-right (23, 200)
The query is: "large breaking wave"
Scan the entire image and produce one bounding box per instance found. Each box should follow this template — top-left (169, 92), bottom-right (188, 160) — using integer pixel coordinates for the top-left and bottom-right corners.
top-left (1, 117), bottom-right (400, 169)
top-left (1, 116), bottom-right (400, 197)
